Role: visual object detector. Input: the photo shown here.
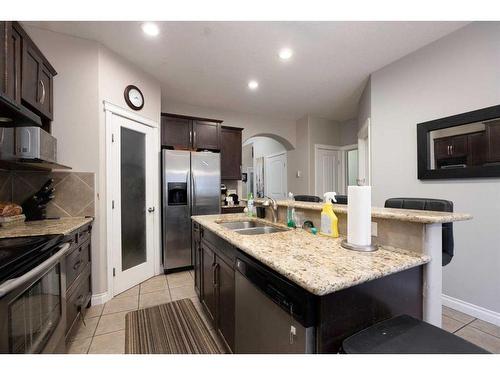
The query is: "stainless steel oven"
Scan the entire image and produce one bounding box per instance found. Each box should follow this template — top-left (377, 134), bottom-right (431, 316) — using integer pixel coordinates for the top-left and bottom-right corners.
top-left (0, 242), bottom-right (69, 354)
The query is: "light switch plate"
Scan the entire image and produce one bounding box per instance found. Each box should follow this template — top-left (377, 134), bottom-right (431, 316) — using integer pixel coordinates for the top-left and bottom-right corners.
top-left (371, 221), bottom-right (378, 237)
top-left (296, 170), bottom-right (301, 178)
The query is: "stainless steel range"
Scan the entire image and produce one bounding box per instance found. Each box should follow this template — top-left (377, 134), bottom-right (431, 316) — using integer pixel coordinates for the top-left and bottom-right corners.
top-left (0, 235), bottom-right (69, 354)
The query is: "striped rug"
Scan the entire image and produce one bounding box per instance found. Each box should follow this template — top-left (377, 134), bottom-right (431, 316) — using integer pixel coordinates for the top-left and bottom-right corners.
top-left (125, 298), bottom-right (225, 354)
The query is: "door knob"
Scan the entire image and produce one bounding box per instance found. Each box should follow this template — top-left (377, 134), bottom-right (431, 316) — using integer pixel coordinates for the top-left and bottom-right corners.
top-left (148, 207), bottom-right (155, 213)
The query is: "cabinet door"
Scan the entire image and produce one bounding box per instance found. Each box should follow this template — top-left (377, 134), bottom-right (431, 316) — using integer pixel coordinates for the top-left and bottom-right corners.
top-left (434, 138), bottom-right (451, 160)
top-left (220, 127), bottom-right (242, 180)
top-left (192, 224), bottom-right (202, 298)
top-left (467, 132), bottom-right (487, 166)
top-left (486, 121), bottom-right (500, 162)
top-left (451, 134), bottom-right (468, 156)
top-left (21, 41), bottom-right (42, 111)
top-left (193, 120), bottom-right (220, 150)
top-left (161, 116), bottom-right (192, 149)
top-left (1, 22), bottom-right (22, 103)
top-left (201, 242), bottom-right (216, 323)
top-left (216, 257), bottom-right (235, 352)
top-left (38, 63), bottom-right (53, 119)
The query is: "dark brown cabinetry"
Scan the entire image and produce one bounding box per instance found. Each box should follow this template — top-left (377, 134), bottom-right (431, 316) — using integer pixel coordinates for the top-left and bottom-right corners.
top-left (197, 227), bottom-right (236, 352)
top-left (161, 113), bottom-right (222, 151)
top-left (434, 131), bottom-right (488, 168)
top-left (65, 222), bottom-right (93, 339)
top-left (192, 221), bottom-right (203, 298)
top-left (0, 21), bottom-right (57, 129)
top-left (220, 126), bottom-right (243, 180)
top-left (486, 120), bottom-right (500, 163)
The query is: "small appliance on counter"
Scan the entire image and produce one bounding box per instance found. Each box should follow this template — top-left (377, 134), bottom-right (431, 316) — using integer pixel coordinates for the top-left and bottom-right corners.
top-left (221, 184), bottom-right (227, 206)
top-left (21, 178), bottom-right (56, 221)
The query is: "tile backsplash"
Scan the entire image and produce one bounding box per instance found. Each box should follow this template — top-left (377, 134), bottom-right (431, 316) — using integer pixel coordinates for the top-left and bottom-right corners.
top-left (0, 171), bottom-right (95, 218)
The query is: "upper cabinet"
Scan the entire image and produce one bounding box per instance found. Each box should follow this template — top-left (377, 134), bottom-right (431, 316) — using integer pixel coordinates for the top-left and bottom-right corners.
top-left (220, 126), bottom-right (243, 180)
top-left (161, 113), bottom-right (222, 151)
top-left (0, 21), bottom-right (57, 129)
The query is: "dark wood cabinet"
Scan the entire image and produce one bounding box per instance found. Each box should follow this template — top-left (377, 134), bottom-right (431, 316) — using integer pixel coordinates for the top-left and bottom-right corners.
top-left (193, 120), bottom-right (220, 150)
top-left (64, 222), bottom-right (93, 340)
top-left (486, 120), bottom-right (500, 163)
top-left (161, 113), bottom-right (222, 151)
top-left (192, 221), bottom-right (202, 298)
top-left (0, 22), bottom-right (22, 104)
top-left (197, 227), bottom-right (236, 352)
top-left (220, 126), bottom-right (243, 180)
top-left (216, 257), bottom-right (235, 350)
top-left (201, 242), bottom-right (216, 323)
top-left (0, 21), bottom-right (56, 129)
top-left (467, 132), bottom-right (487, 166)
top-left (161, 116), bottom-right (192, 149)
top-left (21, 32), bottom-right (56, 120)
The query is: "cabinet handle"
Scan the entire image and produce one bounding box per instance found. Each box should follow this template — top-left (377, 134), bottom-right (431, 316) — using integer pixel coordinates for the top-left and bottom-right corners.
top-left (39, 80), bottom-right (46, 105)
top-left (193, 131), bottom-right (197, 147)
top-left (189, 130), bottom-right (192, 145)
top-left (73, 259), bottom-right (82, 271)
top-left (450, 145), bottom-right (453, 155)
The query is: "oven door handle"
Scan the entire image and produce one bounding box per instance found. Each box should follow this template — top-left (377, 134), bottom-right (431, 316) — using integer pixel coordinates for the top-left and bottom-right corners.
top-left (0, 242), bottom-right (70, 298)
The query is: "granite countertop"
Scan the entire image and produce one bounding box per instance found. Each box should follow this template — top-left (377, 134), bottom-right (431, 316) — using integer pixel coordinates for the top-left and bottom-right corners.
top-left (192, 213), bottom-right (430, 296)
top-left (0, 217), bottom-right (94, 239)
top-left (221, 204), bottom-right (246, 209)
top-left (253, 199), bottom-right (472, 224)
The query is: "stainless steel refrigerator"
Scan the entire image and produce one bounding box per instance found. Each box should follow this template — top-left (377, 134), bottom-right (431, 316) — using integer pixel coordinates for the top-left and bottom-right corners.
top-left (162, 150), bottom-right (221, 272)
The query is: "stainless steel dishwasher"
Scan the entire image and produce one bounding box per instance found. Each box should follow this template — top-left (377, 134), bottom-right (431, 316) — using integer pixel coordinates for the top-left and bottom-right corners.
top-left (234, 252), bottom-right (316, 354)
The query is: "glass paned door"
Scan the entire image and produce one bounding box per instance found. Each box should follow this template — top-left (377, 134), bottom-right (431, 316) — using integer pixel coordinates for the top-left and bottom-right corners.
top-left (111, 114), bottom-right (156, 296)
top-left (120, 127), bottom-right (147, 271)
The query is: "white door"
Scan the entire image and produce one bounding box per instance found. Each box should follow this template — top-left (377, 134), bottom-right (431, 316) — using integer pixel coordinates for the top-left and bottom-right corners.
top-left (110, 115), bottom-right (156, 295)
top-left (358, 118), bottom-right (371, 185)
top-left (264, 152), bottom-right (287, 199)
top-left (315, 146), bottom-right (342, 198)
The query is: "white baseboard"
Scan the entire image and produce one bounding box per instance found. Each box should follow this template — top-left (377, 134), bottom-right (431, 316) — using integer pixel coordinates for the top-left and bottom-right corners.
top-left (442, 294), bottom-right (500, 327)
top-left (91, 291), bottom-right (111, 306)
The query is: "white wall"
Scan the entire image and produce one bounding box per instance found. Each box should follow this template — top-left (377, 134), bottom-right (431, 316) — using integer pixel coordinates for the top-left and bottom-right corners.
top-left (287, 116), bottom-right (309, 195)
top-left (369, 22), bottom-right (500, 315)
top-left (25, 26), bottom-right (162, 296)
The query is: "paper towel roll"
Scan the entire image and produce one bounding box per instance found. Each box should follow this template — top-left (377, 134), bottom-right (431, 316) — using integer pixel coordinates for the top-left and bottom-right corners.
top-left (347, 186), bottom-right (372, 246)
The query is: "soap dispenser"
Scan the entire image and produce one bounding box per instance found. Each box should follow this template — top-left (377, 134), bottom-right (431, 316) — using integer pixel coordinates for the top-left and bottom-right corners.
top-left (320, 192), bottom-right (339, 238)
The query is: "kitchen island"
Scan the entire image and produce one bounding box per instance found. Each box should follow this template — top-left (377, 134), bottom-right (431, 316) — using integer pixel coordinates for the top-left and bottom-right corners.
top-left (192, 205), bottom-right (471, 353)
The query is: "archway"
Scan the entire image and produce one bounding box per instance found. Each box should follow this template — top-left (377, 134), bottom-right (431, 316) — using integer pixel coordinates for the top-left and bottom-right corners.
top-left (242, 135), bottom-right (292, 199)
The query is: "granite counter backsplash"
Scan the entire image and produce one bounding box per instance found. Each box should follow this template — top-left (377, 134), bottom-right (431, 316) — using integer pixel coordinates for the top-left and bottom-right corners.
top-left (192, 213), bottom-right (430, 296)
top-left (0, 171), bottom-right (95, 218)
top-left (0, 217), bottom-right (93, 238)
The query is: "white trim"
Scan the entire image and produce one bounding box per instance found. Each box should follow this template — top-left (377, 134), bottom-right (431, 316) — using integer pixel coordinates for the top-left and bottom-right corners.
top-left (314, 144), bottom-right (344, 196)
top-left (443, 294), bottom-right (500, 327)
top-left (103, 101), bottom-right (158, 128)
top-left (91, 292), bottom-right (110, 306)
top-left (357, 117), bottom-right (371, 185)
top-left (104, 102), bottom-right (161, 300)
top-left (265, 150), bottom-right (287, 159)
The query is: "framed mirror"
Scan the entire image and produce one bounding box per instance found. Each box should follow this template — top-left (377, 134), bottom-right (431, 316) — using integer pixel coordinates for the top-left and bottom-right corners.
top-left (417, 104), bottom-right (500, 179)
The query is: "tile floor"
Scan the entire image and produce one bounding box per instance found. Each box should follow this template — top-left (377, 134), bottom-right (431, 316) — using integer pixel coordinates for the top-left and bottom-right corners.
top-left (67, 270), bottom-right (500, 354)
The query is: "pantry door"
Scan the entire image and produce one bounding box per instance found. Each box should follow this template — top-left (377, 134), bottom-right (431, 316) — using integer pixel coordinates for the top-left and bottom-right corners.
top-left (315, 145), bottom-right (343, 197)
top-left (109, 113), bottom-right (157, 296)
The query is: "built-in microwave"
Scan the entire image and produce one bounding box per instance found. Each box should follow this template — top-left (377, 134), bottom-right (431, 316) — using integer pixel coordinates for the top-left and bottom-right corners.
top-left (0, 126), bottom-right (57, 163)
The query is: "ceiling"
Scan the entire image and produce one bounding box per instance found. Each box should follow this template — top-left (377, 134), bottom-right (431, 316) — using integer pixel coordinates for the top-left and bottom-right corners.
top-left (25, 21), bottom-right (468, 121)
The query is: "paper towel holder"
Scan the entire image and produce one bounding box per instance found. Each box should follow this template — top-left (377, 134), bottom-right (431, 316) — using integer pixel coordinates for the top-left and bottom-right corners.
top-left (341, 239), bottom-right (379, 252)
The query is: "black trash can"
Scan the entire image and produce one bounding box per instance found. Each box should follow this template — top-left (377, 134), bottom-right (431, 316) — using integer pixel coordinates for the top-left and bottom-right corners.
top-left (342, 315), bottom-right (489, 354)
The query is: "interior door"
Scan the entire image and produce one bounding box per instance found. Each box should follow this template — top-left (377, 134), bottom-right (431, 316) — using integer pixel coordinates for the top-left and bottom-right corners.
top-left (111, 115), bottom-right (156, 295)
top-left (264, 152), bottom-right (287, 199)
top-left (315, 147), bottom-right (342, 198)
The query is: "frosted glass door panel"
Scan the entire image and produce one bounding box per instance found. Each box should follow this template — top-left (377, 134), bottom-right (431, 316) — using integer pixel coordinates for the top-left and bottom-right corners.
top-left (120, 127), bottom-right (146, 271)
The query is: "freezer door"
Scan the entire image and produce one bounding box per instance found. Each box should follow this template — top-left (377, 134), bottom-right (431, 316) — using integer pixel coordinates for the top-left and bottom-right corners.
top-left (191, 152), bottom-right (221, 216)
top-left (162, 150), bottom-right (192, 270)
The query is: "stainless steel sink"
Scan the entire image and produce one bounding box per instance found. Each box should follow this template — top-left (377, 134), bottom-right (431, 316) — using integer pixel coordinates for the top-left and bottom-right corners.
top-left (219, 221), bottom-right (266, 230)
top-left (235, 226), bottom-right (289, 235)
top-left (219, 220), bottom-right (289, 235)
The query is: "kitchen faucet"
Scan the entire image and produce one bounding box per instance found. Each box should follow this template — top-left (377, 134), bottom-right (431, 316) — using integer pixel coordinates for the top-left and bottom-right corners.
top-left (262, 196), bottom-right (278, 223)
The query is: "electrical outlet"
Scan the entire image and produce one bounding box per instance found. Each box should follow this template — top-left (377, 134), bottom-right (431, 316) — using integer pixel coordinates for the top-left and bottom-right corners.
top-left (296, 170), bottom-right (301, 178)
top-left (371, 221), bottom-right (378, 237)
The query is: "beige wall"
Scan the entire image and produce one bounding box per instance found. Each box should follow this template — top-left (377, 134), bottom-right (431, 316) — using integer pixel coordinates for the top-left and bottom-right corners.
top-left (369, 22), bottom-right (500, 316)
top-left (287, 116), bottom-right (309, 195)
top-left (24, 26), bottom-right (162, 297)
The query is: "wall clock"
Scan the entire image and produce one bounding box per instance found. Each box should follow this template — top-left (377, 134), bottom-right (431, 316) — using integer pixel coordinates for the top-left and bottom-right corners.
top-left (124, 85), bottom-right (144, 110)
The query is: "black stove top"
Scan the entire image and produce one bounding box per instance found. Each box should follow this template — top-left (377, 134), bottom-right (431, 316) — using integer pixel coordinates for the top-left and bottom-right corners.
top-left (0, 234), bottom-right (64, 283)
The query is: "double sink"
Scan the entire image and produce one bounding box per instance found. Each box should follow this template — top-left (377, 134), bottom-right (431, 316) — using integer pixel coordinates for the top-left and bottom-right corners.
top-left (220, 220), bottom-right (290, 235)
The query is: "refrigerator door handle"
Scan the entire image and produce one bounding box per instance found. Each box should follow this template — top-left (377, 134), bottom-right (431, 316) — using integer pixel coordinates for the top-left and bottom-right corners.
top-left (191, 172), bottom-right (196, 213)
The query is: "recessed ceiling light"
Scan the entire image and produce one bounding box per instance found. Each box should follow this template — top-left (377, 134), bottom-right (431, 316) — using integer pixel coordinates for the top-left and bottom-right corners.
top-left (142, 22), bottom-right (159, 37)
top-left (248, 80), bottom-right (259, 90)
top-left (279, 48), bottom-right (293, 61)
